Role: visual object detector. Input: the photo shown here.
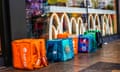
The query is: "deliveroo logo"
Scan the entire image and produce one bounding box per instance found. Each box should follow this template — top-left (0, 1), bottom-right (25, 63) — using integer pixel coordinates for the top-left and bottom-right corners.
top-left (23, 47), bottom-right (27, 67)
top-left (23, 47), bottom-right (27, 53)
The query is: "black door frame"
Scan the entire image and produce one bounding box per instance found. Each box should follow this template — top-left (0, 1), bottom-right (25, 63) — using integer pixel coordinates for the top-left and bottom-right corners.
top-left (116, 0), bottom-right (120, 34)
top-left (0, 0), bottom-right (12, 66)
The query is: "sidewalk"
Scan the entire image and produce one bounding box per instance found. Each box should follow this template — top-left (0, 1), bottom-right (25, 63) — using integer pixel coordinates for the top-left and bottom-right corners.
top-left (0, 40), bottom-right (120, 72)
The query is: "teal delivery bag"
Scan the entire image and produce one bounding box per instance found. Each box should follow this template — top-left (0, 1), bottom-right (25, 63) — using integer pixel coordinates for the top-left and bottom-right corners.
top-left (46, 38), bottom-right (74, 62)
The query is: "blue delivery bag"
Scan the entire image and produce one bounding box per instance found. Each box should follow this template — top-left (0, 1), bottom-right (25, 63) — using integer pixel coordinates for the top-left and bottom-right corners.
top-left (46, 38), bottom-right (74, 62)
top-left (78, 34), bottom-right (97, 53)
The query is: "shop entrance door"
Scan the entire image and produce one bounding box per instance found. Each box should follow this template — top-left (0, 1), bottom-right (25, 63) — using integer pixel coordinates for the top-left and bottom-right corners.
top-left (0, 0), bottom-right (12, 67)
top-left (0, 0), bottom-right (5, 67)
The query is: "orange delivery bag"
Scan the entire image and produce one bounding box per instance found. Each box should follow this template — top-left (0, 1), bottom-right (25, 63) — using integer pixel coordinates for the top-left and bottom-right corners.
top-left (57, 32), bottom-right (69, 39)
top-left (12, 39), bottom-right (48, 70)
top-left (72, 37), bottom-right (78, 55)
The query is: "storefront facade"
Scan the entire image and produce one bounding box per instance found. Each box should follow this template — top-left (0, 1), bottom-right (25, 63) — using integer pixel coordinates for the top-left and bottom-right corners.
top-left (0, 0), bottom-right (120, 67)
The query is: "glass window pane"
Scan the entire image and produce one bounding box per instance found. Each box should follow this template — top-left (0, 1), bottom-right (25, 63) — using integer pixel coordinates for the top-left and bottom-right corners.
top-left (25, 0), bottom-right (118, 39)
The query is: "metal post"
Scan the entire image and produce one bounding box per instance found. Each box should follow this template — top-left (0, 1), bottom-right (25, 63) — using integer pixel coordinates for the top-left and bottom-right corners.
top-left (86, 0), bottom-right (89, 30)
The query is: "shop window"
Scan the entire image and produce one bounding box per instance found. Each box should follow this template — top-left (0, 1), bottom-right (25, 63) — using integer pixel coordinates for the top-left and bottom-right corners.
top-left (25, 0), bottom-right (117, 39)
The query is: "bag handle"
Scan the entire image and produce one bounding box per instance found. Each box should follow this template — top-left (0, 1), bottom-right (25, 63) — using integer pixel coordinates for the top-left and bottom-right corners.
top-left (33, 39), bottom-right (48, 68)
top-left (39, 39), bottom-right (48, 67)
top-left (19, 39), bottom-right (41, 69)
top-left (19, 39), bottom-right (48, 69)
top-left (32, 40), bottom-right (41, 68)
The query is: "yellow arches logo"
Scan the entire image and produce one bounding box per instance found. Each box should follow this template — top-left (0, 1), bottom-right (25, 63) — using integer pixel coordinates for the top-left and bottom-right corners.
top-left (102, 14), bottom-right (113, 36)
top-left (49, 13), bottom-right (86, 40)
top-left (49, 13), bottom-right (114, 40)
top-left (88, 14), bottom-right (113, 36)
top-left (88, 14), bottom-right (101, 30)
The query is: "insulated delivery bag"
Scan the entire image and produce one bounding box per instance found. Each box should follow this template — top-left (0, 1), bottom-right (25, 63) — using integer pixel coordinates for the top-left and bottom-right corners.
top-left (57, 33), bottom-right (78, 55)
top-left (84, 30), bottom-right (103, 48)
top-left (12, 39), bottom-right (48, 70)
top-left (46, 38), bottom-right (74, 62)
top-left (78, 34), bottom-right (97, 53)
